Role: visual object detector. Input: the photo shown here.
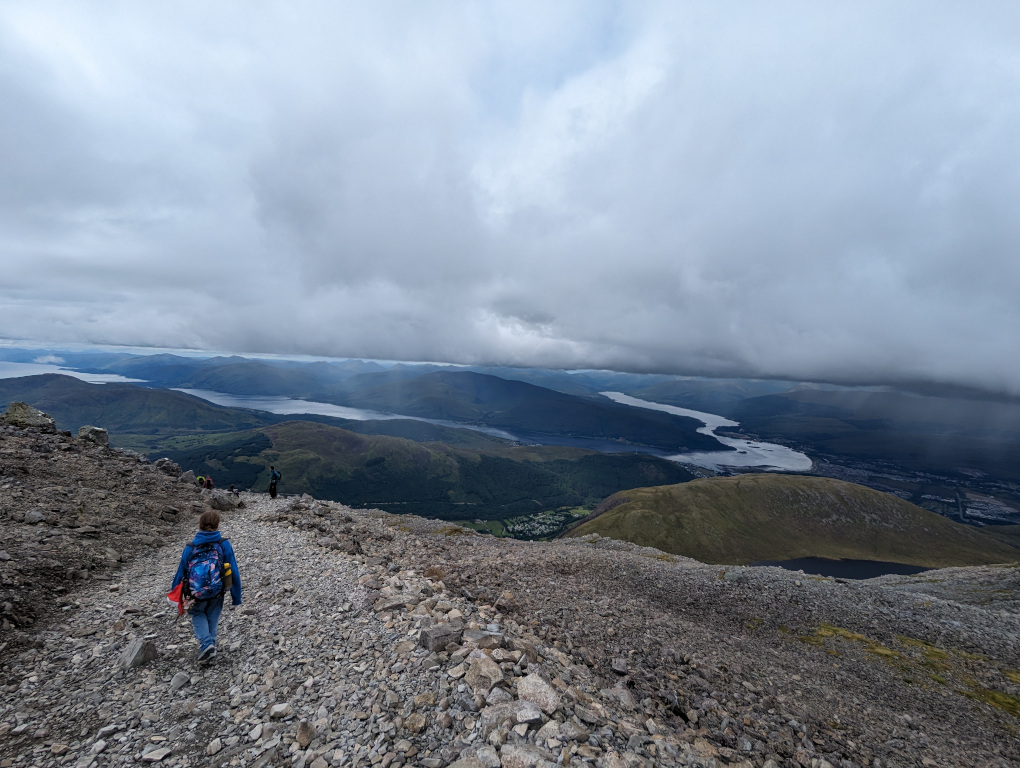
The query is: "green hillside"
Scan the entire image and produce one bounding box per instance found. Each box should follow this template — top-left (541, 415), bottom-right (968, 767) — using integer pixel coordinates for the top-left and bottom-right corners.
top-left (157, 420), bottom-right (695, 523)
top-left (564, 474), bottom-right (1019, 567)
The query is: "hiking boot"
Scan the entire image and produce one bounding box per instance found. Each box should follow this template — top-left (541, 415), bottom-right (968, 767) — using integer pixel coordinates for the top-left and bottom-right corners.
top-left (197, 644), bottom-right (215, 662)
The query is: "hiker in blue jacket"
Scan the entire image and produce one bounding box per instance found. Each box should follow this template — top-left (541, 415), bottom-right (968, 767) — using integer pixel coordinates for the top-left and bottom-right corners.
top-left (170, 509), bottom-right (242, 662)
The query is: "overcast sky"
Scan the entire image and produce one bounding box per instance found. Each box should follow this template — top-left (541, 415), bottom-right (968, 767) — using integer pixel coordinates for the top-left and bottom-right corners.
top-left (2, 2), bottom-right (1019, 393)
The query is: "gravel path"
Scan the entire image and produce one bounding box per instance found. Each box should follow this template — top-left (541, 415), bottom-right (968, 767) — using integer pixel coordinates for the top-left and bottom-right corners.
top-left (3, 426), bottom-right (1020, 768)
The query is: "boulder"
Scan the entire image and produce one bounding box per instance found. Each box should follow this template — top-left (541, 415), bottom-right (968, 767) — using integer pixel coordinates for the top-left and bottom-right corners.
top-left (464, 654), bottom-right (504, 695)
top-left (153, 457), bottom-right (181, 476)
top-left (209, 490), bottom-right (239, 511)
top-left (3, 402), bottom-right (56, 433)
top-left (269, 703), bottom-right (293, 719)
top-left (295, 720), bottom-right (315, 748)
top-left (77, 425), bottom-right (109, 446)
top-left (420, 623), bottom-right (462, 652)
top-left (178, 470), bottom-right (196, 484)
top-left (404, 712), bottom-right (427, 733)
top-left (118, 639), bottom-right (156, 669)
top-left (517, 673), bottom-right (561, 715)
top-left (499, 743), bottom-right (556, 768)
top-left (463, 629), bottom-right (505, 649)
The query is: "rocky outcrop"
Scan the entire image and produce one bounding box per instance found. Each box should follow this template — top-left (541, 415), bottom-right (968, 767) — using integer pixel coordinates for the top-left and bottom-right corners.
top-left (2, 401), bottom-right (56, 433)
top-left (0, 425), bottom-right (206, 630)
top-left (77, 425), bottom-right (110, 446)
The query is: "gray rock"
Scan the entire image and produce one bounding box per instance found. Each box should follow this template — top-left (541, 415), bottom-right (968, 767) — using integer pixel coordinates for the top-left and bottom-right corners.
top-left (77, 425), bottom-right (109, 446)
top-left (3, 402), bottom-right (56, 432)
top-left (476, 745), bottom-right (501, 768)
top-left (270, 703), bottom-right (293, 719)
top-left (296, 719), bottom-right (315, 748)
top-left (118, 639), bottom-right (156, 669)
top-left (512, 700), bottom-right (544, 725)
top-left (499, 743), bottom-right (556, 768)
top-left (142, 746), bottom-right (172, 762)
top-left (464, 654), bottom-right (504, 695)
top-left (517, 673), bottom-right (561, 715)
top-left (405, 712), bottom-right (427, 733)
top-left (420, 622), bottom-right (462, 652)
top-left (23, 509), bottom-right (46, 524)
top-left (558, 720), bottom-right (589, 742)
top-left (447, 757), bottom-right (485, 768)
top-left (153, 457), bottom-right (181, 476)
top-left (375, 594), bottom-right (410, 612)
top-left (169, 672), bottom-right (190, 692)
top-left (178, 470), bottom-right (196, 484)
top-left (209, 489), bottom-right (239, 511)
top-left (463, 629), bottom-right (506, 649)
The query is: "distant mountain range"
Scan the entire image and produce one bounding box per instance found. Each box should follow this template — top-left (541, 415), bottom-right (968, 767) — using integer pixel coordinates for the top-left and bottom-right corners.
top-left (726, 386), bottom-right (1020, 482)
top-left (4, 347), bottom-right (1020, 536)
top-left (0, 373), bottom-right (696, 527)
top-left (156, 420), bottom-right (695, 522)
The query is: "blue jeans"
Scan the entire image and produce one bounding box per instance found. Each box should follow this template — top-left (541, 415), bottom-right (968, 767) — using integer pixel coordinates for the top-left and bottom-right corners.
top-left (188, 593), bottom-right (224, 651)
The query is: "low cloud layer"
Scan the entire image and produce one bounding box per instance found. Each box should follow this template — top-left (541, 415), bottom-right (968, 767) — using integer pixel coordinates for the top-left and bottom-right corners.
top-left (3, 2), bottom-right (1019, 393)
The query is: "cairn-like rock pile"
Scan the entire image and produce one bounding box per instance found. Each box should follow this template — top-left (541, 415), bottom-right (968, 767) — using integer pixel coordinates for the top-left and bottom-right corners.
top-left (0, 422), bottom-right (1019, 768)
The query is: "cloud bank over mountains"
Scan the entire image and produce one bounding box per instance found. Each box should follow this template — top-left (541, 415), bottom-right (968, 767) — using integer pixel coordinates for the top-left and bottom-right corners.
top-left (2, 2), bottom-right (1019, 393)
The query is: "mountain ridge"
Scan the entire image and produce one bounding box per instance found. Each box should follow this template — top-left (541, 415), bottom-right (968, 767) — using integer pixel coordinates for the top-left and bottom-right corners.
top-left (1, 420), bottom-right (1019, 767)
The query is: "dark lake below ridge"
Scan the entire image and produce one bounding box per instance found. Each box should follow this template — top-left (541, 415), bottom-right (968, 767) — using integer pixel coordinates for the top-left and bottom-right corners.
top-left (752, 557), bottom-right (930, 579)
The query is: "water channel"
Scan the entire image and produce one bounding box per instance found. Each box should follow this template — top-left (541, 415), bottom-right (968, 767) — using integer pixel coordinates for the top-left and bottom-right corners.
top-left (601, 392), bottom-right (813, 472)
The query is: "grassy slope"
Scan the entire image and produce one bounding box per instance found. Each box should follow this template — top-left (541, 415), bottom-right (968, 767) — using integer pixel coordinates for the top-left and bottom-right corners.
top-left (565, 474), bottom-right (1019, 567)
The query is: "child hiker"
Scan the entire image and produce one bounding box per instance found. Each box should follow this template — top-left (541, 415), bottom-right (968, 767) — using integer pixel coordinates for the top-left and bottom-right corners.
top-left (170, 509), bottom-right (242, 662)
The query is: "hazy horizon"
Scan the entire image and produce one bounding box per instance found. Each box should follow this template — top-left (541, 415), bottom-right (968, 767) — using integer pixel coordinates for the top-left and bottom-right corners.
top-left (3, 3), bottom-right (1019, 394)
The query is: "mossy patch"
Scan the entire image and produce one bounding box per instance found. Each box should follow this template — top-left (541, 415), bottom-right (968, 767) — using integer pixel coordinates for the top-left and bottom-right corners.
top-left (963, 687), bottom-right (1020, 718)
top-left (798, 623), bottom-right (900, 660)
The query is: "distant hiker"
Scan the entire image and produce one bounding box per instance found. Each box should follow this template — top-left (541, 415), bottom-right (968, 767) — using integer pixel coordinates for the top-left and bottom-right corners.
top-left (203, 476), bottom-right (214, 490)
top-left (228, 483), bottom-right (239, 498)
top-left (268, 465), bottom-right (281, 499)
top-left (196, 475), bottom-right (206, 488)
top-left (170, 510), bottom-right (242, 663)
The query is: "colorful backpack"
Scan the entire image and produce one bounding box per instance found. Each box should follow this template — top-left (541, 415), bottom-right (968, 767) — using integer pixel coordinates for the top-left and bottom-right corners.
top-left (185, 541), bottom-right (226, 600)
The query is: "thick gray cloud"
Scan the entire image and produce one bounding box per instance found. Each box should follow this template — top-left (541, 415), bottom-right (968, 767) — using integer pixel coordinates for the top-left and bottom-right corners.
top-left (2, 2), bottom-right (1020, 393)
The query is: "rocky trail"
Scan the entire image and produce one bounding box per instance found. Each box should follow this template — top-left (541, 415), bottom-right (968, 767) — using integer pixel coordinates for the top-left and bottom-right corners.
top-left (2, 420), bottom-right (1020, 768)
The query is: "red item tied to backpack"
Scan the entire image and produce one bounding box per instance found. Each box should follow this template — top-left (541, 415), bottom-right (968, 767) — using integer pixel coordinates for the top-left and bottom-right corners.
top-left (166, 582), bottom-right (184, 615)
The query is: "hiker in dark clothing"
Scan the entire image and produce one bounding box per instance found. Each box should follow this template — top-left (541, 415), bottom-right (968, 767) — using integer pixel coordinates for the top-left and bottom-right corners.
top-left (268, 465), bottom-right (281, 498)
top-left (170, 510), bottom-right (241, 662)
top-left (203, 476), bottom-right (214, 490)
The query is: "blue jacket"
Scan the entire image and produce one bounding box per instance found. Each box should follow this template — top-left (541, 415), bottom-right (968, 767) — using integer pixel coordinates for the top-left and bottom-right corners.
top-left (171, 530), bottom-right (242, 606)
